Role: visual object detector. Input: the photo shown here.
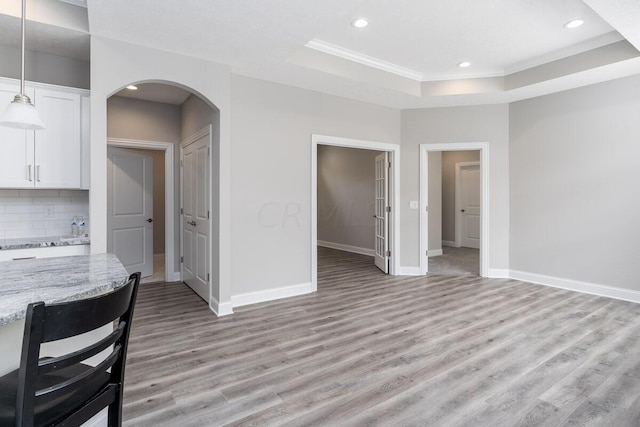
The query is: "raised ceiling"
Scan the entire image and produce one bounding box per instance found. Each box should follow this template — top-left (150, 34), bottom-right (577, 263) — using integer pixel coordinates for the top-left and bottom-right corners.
top-left (2, 0), bottom-right (640, 108)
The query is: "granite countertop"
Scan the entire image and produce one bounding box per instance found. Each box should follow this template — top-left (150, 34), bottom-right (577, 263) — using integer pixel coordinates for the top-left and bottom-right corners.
top-left (0, 253), bottom-right (128, 326)
top-left (0, 235), bottom-right (90, 250)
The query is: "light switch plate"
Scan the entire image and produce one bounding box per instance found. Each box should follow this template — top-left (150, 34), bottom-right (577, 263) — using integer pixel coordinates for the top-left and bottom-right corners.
top-left (409, 201), bottom-right (419, 210)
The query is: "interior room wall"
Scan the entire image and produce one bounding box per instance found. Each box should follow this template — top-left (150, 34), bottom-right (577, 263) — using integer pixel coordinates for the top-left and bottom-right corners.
top-left (510, 74), bottom-right (640, 292)
top-left (231, 74), bottom-right (400, 296)
top-left (107, 96), bottom-right (181, 142)
top-left (180, 93), bottom-right (220, 301)
top-left (441, 150), bottom-right (480, 244)
top-left (317, 145), bottom-right (382, 254)
top-left (0, 45), bottom-right (89, 89)
top-left (427, 151), bottom-right (442, 254)
top-left (401, 105), bottom-right (510, 274)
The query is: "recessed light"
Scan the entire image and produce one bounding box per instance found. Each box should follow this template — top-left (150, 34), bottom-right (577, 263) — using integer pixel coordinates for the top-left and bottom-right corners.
top-left (352, 18), bottom-right (368, 28)
top-left (564, 19), bottom-right (584, 29)
top-left (457, 61), bottom-right (471, 68)
top-left (126, 85), bottom-right (138, 90)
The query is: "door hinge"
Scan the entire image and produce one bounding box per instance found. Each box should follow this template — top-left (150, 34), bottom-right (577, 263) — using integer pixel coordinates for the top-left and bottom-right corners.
top-left (385, 250), bottom-right (391, 257)
top-left (180, 256), bottom-right (184, 263)
top-left (426, 250), bottom-right (429, 256)
top-left (426, 206), bottom-right (429, 212)
top-left (207, 273), bottom-right (210, 282)
top-left (180, 207), bottom-right (183, 215)
top-left (388, 161), bottom-right (391, 169)
top-left (386, 206), bottom-right (391, 213)
top-left (207, 210), bottom-right (210, 219)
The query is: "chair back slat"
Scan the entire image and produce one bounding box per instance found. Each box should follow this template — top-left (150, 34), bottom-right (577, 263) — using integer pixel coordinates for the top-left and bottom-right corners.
top-left (41, 278), bottom-right (135, 342)
top-left (38, 321), bottom-right (126, 375)
top-left (36, 344), bottom-right (121, 401)
top-left (12, 272), bottom-right (141, 427)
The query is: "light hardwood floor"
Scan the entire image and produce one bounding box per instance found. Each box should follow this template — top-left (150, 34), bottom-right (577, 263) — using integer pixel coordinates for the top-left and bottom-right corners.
top-left (123, 247), bottom-right (640, 426)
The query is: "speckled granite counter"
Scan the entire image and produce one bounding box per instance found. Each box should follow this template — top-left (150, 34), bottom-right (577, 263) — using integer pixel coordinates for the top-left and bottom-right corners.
top-left (0, 235), bottom-right (90, 250)
top-left (0, 253), bottom-right (128, 326)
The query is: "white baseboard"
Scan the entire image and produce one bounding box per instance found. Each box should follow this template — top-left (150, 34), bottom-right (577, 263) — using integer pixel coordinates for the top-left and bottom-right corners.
top-left (169, 271), bottom-right (181, 282)
top-left (427, 249), bottom-right (443, 257)
top-left (231, 282), bottom-right (314, 308)
top-left (488, 269), bottom-right (510, 279)
top-left (442, 240), bottom-right (458, 247)
top-left (510, 270), bottom-right (640, 304)
top-left (210, 297), bottom-right (233, 316)
top-left (399, 266), bottom-right (421, 276)
top-left (318, 240), bottom-right (375, 257)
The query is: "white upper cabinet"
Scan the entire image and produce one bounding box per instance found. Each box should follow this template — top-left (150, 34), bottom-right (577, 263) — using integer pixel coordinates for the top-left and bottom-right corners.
top-left (0, 81), bottom-right (33, 188)
top-left (0, 78), bottom-right (89, 189)
top-left (34, 88), bottom-right (81, 188)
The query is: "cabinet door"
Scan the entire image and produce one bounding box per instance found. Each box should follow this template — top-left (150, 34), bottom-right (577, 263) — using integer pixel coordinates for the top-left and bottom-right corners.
top-left (0, 81), bottom-right (34, 188)
top-left (34, 88), bottom-right (81, 188)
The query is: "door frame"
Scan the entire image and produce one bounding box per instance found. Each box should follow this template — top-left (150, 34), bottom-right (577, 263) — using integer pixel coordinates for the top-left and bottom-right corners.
top-left (311, 134), bottom-right (401, 292)
top-left (107, 138), bottom-right (177, 282)
top-left (419, 142), bottom-right (489, 276)
top-left (455, 161), bottom-right (480, 248)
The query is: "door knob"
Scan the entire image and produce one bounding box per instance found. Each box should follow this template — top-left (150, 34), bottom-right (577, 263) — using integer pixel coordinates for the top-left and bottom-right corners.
top-left (461, 209), bottom-right (465, 213)
top-left (187, 221), bottom-right (197, 226)
top-left (146, 218), bottom-right (153, 223)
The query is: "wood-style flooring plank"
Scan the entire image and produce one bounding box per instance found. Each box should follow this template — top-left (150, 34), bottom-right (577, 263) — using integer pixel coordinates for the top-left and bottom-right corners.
top-left (122, 247), bottom-right (640, 426)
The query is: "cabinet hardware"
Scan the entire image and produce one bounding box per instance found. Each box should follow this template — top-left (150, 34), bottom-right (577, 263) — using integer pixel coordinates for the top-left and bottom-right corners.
top-left (36, 165), bottom-right (40, 182)
top-left (27, 165), bottom-right (32, 182)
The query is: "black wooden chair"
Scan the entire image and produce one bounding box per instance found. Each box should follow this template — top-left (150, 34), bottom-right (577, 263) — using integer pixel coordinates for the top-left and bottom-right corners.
top-left (0, 272), bottom-right (141, 427)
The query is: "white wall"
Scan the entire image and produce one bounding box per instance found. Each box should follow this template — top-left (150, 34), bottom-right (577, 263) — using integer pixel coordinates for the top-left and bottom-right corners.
top-left (510, 74), bottom-right (640, 291)
top-left (317, 145), bottom-right (381, 253)
top-left (401, 105), bottom-right (510, 272)
top-left (231, 74), bottom-right (400, 296)
top-left (90, 37), bottom-right (232, 311)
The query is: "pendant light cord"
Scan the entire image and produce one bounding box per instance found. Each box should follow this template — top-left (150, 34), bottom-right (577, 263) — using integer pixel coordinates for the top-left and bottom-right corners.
top-left (20, 0), bottom-right (26, 96)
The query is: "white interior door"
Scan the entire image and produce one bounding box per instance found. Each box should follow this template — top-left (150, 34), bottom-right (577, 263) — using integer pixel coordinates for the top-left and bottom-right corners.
top-left (181, 131), bottom-right (210, 302)
top-left (458, 162), bottom-right (481, 249)
top-left (374, 152), bottom-right (389, 273)
top-left (107, 147), bottom-right (154, 277)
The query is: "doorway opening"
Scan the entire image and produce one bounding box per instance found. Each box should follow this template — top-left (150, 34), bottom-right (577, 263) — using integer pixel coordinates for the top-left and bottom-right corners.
top-left (419, 143), bottom-right (489, 277)
top-left (107, 140), bottom-right (175, 283)
top-left (311, 135), bottom-right (400, 291)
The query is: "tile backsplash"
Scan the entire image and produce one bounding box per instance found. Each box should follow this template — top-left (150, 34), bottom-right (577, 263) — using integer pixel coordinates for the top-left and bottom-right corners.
top-left (0, 189), bottom-right (89, 240)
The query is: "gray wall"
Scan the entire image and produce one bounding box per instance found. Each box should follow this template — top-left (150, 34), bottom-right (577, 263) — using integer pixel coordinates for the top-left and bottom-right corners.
top-left (510, 74), bottom-right (640, 291)
top-left (401, 105), bottom-right (510, 272)
top-left (107, 96), bottom-right (182, 142)
top-left (317, 145), bottom-right (382, 252)
top-left (0, 45), bottom-right (89, 89)
top-left (441, 150), bottom-right (480, 243)
top-left (231, 74), bottom-right (401, 295)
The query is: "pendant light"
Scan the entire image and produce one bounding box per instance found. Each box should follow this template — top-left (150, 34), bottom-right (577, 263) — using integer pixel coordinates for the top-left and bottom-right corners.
top-left (0, 0), bottom-right (45, 130)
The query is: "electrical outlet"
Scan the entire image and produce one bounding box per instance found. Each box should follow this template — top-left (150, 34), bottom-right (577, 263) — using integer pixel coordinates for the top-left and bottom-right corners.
top-left (409, 201), bottom-right (419, 210)
top-left (44, 206), bottom-right (55, 218)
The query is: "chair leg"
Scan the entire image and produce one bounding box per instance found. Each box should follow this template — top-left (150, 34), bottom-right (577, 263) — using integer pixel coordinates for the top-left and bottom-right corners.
top-left (107, 400), bottom-right (122, 427)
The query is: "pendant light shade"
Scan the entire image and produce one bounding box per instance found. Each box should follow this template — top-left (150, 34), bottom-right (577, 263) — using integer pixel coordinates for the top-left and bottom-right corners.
top-left (0, 0), bottom-right (45, 131)
top-left (0, 94), bottom-right (45, 130)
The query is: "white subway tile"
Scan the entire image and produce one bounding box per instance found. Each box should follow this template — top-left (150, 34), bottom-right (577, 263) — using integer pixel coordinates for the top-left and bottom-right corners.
top-left (20, 189), bottom-right (59, 197)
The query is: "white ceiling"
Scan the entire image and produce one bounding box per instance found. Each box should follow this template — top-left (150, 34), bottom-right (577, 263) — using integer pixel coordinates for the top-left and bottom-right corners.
top-left (3, 0), bottom-right (640, 108)
top-left (114, 83), bottom-right (191, 105)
